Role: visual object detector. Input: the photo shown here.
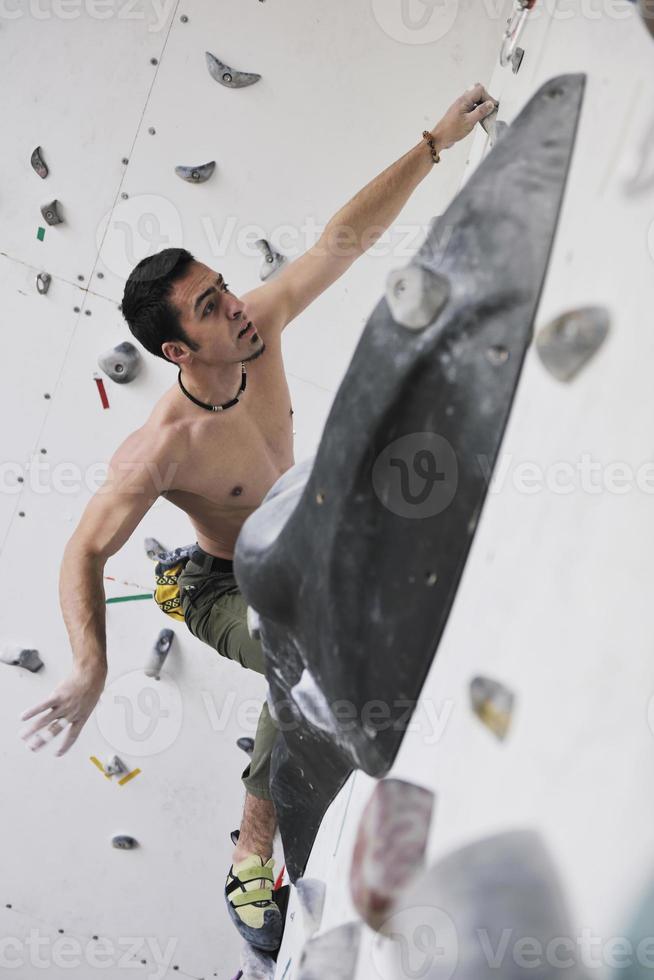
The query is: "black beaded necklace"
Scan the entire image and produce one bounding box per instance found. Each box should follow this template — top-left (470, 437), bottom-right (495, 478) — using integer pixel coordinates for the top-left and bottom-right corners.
top-left (177, 364), bottom-right (247, 412)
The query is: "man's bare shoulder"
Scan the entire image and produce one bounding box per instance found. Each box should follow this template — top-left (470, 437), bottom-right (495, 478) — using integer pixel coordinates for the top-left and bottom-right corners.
top-left (109, 387), bottom-right (190, 486)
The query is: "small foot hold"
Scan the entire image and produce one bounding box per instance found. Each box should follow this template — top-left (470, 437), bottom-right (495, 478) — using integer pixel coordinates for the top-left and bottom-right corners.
top-left (237, 737), bottom-right (255, 756)
top-left (535, 306), bottom-right (610, 382)
top-left (470, 675), bottom-right (515, 740)
top-left (98, 341), bottom-right (142, 384)
top-left (145, 537), bottom-right (169, 562)
top-left (31, 146), bottom-right (49, 179)
top-left (206, 51), bottom-right (261, 89)
top-left (255, 240), bottom-right (286, 281)
top-left (112, 835), bottom-right (138, 849)
top-left (175, 161), bottom-right (216, 184)
top-left (36, 272), bottom-right (51, 295)
top-left (40, 200), bottom-right (63, 226)
top-left (145, 628), bottom-right (175, 679)
top-left (0, 646), bottom-right (44, 673)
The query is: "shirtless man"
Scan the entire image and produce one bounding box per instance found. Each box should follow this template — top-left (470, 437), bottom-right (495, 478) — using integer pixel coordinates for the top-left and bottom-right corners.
top-left (20, 85), bottom-right (496, 950)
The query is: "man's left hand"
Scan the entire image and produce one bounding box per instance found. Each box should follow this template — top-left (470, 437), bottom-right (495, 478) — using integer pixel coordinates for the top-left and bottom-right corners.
top-left (431, 83), bottom-right (499, 152)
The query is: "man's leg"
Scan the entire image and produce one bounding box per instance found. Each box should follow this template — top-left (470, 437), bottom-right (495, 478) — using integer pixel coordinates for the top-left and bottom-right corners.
top-left (179, 566), bottom-right (283, 949)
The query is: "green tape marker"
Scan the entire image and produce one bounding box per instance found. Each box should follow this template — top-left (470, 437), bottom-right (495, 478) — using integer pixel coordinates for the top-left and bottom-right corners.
top-left (106, 594), bottom-right (153, 605)
top-left (37, 227), bottom-right (45, 241)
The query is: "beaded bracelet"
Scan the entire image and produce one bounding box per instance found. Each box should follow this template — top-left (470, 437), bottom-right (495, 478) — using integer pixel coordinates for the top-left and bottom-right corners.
top-left (422, 130), bottom-right (441, 164)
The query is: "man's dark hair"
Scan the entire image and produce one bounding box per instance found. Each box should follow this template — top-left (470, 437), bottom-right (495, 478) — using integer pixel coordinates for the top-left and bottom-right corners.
top-left (121, 247), bottom-right (201, 362)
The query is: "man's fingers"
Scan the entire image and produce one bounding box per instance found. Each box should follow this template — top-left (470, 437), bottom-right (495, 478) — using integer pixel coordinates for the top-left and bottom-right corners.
top-left (20, 709), bottom-right (61, 741)
top-left (472, 101), bottom-right (497, 123)
top-left (462, 82), bottom-right (486, 108)
top-left (55, 724), bottom-right (80, 757)
top-left (20, 697), bottom-right (58, 722)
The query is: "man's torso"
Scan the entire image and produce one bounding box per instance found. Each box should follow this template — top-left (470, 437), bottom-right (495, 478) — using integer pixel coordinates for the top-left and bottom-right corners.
top-left (145, 335), bottom-right (295, 559)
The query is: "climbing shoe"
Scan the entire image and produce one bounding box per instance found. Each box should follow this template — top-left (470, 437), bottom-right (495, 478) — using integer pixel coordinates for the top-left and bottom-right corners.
top-left (224, 854), bottom-right (283, 951)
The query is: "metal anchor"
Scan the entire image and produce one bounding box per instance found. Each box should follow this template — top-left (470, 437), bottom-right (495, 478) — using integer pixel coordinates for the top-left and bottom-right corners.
top-left (500, 0), bottom-right (537, 72)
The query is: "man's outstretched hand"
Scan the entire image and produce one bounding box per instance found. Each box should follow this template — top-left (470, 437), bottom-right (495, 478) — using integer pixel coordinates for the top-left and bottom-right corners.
top-left (20, 666), bottom-right (107, 756)
top-left (431, 83), bottom-right (499, 152)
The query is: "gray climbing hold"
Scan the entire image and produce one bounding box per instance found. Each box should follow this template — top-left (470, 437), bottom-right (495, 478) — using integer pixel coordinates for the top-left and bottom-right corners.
top-left (247, 605), bottom-right (261, 641)
top-left (36, 272), bottom-right (51, 295)
top-left (98, 341), bottom-right (142, 384)
top-left (174, 161), bottom-right (216, 184)
top-left (205, 51), bottom-right (261, 89)
top-left (40, 200), bottom-right (63, 225)
top-left (470, 675), bottom-right (515, 741)
top-left (105, 756), bottom-right (128, 777)
top-left (480, 107), bottom-right (509, 147)
top-left (535, 306), bottom-right (610, 382)
top-left (144, 629), bottom-right (174, 680)
top-left (390, 830), bottom-right (577, 980)
top-left (350, 779), bottom-right (434, 932)
top-left (297, 922), bottom-right (361, 980)
top-left (0, 646), bottom-right (44, 673)
top-left (255, 240), bottom-right (286, 281)
top-left (237, 737), bottom-right (255, 756)
top-left (145, 537), bottom-right (169, 561)
top-left (240, 944), bottom-right (275, 979)
top-left (31, 146), bottom-right (48, 179)
top-left (386, 265), bottom-right (450, 330)
top-left (112, 835), bottom-right (138, 849)
top-left (295, 878), bottom-right (326, 938)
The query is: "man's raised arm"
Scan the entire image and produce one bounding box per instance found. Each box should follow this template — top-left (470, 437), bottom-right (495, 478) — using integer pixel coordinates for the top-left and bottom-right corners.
top-left (243, 83), bottom-right (497, 336)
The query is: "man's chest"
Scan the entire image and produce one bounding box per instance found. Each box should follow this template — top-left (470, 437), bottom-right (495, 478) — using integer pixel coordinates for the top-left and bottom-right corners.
top-left (169, 366), bottom-right (296, 508)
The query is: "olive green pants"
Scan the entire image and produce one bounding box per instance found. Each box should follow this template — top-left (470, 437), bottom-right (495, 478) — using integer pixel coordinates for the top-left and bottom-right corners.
top-left (178, 553), bottom-right (275, 801)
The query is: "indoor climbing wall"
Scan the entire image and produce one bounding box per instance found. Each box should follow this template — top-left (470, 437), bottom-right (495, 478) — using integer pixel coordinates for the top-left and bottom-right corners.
top-left (0, 2), bottom-right (508, 978)
top-left (268, 4), bottom-right (654, 980)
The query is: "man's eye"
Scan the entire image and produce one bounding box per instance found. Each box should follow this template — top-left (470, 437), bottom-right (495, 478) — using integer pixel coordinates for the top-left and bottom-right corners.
top-left (203, 301), bottom-right (214, 317)
top-left (222, 282), bottom-right (230, 292)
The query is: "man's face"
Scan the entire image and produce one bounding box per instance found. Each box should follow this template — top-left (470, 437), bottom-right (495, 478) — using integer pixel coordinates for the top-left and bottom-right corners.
top-left (167, 261), bottom-right (265, 365)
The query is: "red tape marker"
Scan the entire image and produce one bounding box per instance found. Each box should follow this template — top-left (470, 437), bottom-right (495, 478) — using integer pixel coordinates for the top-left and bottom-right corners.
top-left (94, 375), bottom-right (110, 409)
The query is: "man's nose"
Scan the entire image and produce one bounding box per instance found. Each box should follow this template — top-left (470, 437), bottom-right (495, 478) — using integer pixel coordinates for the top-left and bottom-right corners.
top-left (228, 297), bottom-right (247, 321)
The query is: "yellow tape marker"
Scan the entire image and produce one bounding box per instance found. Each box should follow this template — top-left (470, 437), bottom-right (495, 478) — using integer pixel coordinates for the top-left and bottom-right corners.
top-left (89, 756), bottom-right (111, 779)
top-left (118, 768), bottom-right (142, 787)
